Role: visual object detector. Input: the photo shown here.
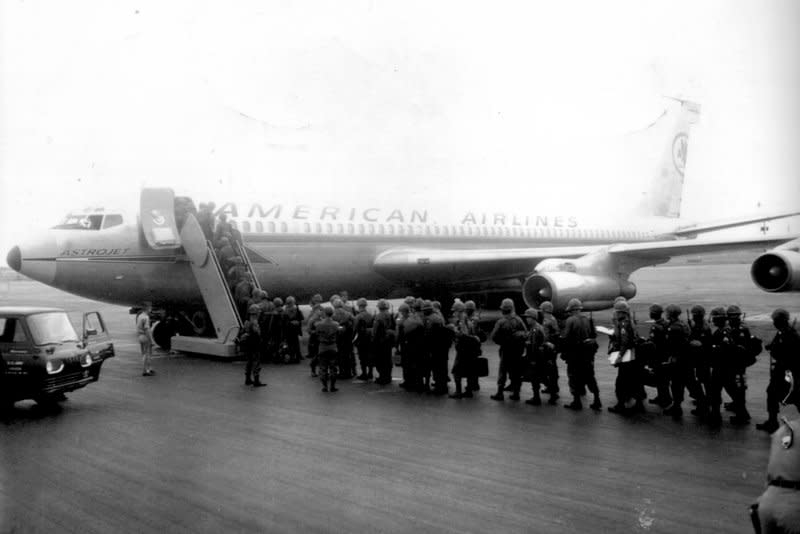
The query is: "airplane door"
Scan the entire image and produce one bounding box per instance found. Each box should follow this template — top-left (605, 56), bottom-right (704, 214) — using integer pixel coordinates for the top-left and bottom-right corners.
top-left (140, 188), bottom-right (182, 249)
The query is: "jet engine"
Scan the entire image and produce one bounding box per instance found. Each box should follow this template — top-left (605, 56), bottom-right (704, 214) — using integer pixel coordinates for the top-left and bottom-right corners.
top-left (521, 254), bottom-right (638, 312)
top-left (750, 250), bottom-right (800, 292)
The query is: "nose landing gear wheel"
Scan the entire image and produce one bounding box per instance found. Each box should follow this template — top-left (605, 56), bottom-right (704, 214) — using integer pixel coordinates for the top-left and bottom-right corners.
top-left (151, 320), bottom-right (175, 351)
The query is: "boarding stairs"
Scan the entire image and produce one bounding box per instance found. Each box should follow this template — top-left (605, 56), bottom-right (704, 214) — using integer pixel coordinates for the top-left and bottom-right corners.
top-left (233, 241), bottom-right (262, 292)
top-left (170, 213), bottom-right (243, 357)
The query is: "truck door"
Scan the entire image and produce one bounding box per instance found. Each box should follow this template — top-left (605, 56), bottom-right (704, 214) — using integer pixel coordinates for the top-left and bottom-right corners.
top-left (140, 188), bottom-right (182, 249)
top-left (82, 312), bottom-right (115, 361)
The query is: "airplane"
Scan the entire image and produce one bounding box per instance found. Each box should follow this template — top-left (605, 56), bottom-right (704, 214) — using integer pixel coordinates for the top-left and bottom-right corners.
top-left (5, 99), bottom-right (800, 352)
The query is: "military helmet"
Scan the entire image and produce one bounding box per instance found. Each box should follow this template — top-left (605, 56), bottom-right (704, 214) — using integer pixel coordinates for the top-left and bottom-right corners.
top-left (432, 300), bottom-right (442, 310)
top-left (311, 293), bottom-right (323, 304)
top-left (710, 306), bottom-right (727, 319)
top-left (614, 296), bottom-right (627, 304)
top-left (465, 300), bottom-right (477, 311)
top-left (524, 308), bottom-right (539, 319)
top-left (726, 305), bottom-right (743, 317)
top-left (398, 303), bottom-right (410, 313)
top-left (323, 306), bottom-right (334, 317)
top-left (771, 308), bottom-right (790, 322)
top-left (404, 296), bottom-right (416, 306)
top-left (273, 297), bottom-right (283, 307)
top-left (500, 298), bottom-right (515, 312)
top-left (332, 297), bottom-right (343, 308)
top-left (329, 294), bottom-right (340, 303)
top-left (690, 304), bottom-right (705, 316)
top-left (357, 297), bottom-right (368, 308)
top-left (259, 289), bottom-right (269, 299)
top-left (613, 300), bottom-right (630, 313)
top-left (649, 304), bottom-right (663, 316)
top-left (377, 299), bottom-right (389, 310)
top-left (285, 296), bottom-right (296, 306)
top-left (248, 304), bottom-right (260, 315)
top-left (566, 298), bottom-right (582, 312)
top-left (451, 301), bottom-right (466, 313)
top-left (422, 300), bottom-right (434, 312)
top-left (540, 301), bottom-right (553, 313)
top-left (665, 304), bottom-right (682, 318)
top-left (413, 298), bottom-right (424, 311)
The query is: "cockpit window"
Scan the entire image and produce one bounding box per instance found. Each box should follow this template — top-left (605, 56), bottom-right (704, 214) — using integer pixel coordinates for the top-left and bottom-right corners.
top-left (53, 214), bottom-right (103, 230)
top-left (102, 214), bottom-right (123, 229)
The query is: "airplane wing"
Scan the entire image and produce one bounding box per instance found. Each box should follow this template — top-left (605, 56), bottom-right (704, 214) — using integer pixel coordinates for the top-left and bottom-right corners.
top-left (372, 235), bottom-right (798, 284)
top-left (671, 210), bottom-right (800, 237)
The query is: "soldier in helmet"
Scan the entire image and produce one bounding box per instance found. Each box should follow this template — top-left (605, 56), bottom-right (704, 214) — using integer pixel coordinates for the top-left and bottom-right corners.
top-left (608, 299), bottom-right (645, 415)
top-left (539, 301), bottom-right (561, 401)
top-left (316, 306), bottom-right (342, 393)
top-left (687, 304), bottom-right (713, 418)
top-left (371, 299), bottom-right (395, 385)
top-left (353, 298), bottom-right (375, 380)
top-left (662, 304), bottom-right (699, 418)
top-left (282, 296), bottom-right (304, 364)
top-left (265, 297), bottom-right (285, 363)
top-left (396, 302), bottom-right (413, 389)
top-left (424, 299), bottom-right (452, 395)
top-left (756, 309), bottom-right (800, 433)
top-left (643, 303), bottom-right (672, 408)
top-left (306, 294), bottom-right (324, 377)
top-left (400, 299), bottom-right (426, 392)
top-left (238, 305), bottom-right (266, 387)
top-left (723, 304), bottom-right (757, 425)
top-left (707, 306), bottom-right (731, 425)
top-left (522, 308), bottom-right (547, 405)
top-left (490, 299), bottom-right (528, 401)
top-left (332, 297), bottom-right (355, 378)
top-left (560, 298), bottom-right (601, 411)
top-left (463, 300), bottom-right (482, 393)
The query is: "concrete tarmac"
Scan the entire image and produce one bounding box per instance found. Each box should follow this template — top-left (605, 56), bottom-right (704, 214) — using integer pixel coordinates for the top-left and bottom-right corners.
top-left (1, 263), bottom-right (798, 533)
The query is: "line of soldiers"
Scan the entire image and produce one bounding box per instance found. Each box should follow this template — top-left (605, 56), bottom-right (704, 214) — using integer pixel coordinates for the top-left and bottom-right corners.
top-left (235, 286), bottom-right (800, 429)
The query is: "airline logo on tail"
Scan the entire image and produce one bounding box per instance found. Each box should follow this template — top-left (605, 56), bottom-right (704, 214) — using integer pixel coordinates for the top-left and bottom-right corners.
top-left (672, 133), bottom-right (688, 175)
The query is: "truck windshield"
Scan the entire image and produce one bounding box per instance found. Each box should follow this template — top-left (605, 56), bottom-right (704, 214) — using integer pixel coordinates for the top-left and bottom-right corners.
top-left (27, 312), bottom-right (79, 345)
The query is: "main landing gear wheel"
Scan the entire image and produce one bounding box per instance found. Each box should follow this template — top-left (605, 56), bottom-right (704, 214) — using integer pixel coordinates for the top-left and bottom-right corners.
top-left (151, 320), bottom-right (175, 351)
top-left (189, 310), bottom-right (212, 336)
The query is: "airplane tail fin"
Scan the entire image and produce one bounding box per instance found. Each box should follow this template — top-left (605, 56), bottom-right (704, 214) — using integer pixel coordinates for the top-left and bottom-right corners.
top-left (636, 99), bottom-right (700, 218)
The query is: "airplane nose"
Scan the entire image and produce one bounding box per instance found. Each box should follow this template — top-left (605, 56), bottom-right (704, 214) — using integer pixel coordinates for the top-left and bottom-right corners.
top-left (11, 234), bottom-right (58, 285)
top-left (7, 246), bottom-right (21, 272)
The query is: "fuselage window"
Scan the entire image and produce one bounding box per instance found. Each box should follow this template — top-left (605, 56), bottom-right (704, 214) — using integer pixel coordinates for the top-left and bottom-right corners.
top-left (242, 221), bottom-right (251, 233)
top-left (347, 223), bottom-right (354, 235)
top-left (101, 214), bottom-right (123, 229)
top-left (256, 221), bottom-right (264, 233)
top-left (303, 222), bottom-right (311, 233)
top-left (442, 226), bottom-right (448, 236)
top-left (398, 225), bottom-right (405, 235)
top-left (325, 223), bottom-right (332, 234)
top-left (387, 224), bottom-right (394, 235)
top-left (369, 224), bottom-right (375, 235)
top-left (315, 223), bottom-right (322, 234)
top-left (268, 222), bottom-right (276, 233)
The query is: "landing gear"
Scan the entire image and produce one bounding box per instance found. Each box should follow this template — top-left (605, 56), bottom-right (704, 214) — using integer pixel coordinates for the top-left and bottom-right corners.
top-left (151, 320), bottom-right (175, 351)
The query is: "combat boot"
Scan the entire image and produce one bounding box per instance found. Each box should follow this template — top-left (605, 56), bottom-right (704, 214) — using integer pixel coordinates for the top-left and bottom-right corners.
top-left (245, 376), bottom-right (253, 386)
top-left (525, 395), bottom-right (542, 406)
top-left (330, 377), bottom-right (338, 393)
top-left (252, 376), bottom-right (266, 387)
top-left (490, 387), bottom-right (504, 401)
top-left (756, 419), bottom-right (779, 433)
top-left (607, 403), bottom-right (627, 415)
top-left (589, 397), bottom-right (602, 411)
top-left (663, 403), bottom-right (683, 418)
top-left (509, 391), bottom-right (521, 401)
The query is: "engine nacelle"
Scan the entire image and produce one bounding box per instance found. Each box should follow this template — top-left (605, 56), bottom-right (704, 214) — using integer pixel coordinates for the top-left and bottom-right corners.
top-left (751, 250), bottom-right (800, 292)
top-left (522, 271), bottom-right (637, 312)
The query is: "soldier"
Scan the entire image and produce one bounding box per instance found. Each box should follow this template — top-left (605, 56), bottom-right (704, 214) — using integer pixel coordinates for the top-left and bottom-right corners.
top-left (216, 236), bottom-right (236, 273)
top-left (463, 300), bottom-right (482, 393)
top-left (340, 291), bottom-right (355, 315)
top-left (522, 308), bottom-right (547, 406)
top-left (707, 306), bottom-right (730, 425)
top-left (688, 304), bottom-right (713, 417)
top-left (315, 306), bottom-right (341, 393)
top-left (608, 300), bottom-right (645, 415)
top-left (234, 274), bottom-right (255, 320)
top-left (214, 213), bottom-right (233, 244)
top-left (226, 256), bottom-right (246, 288)
top-left (282, 296), bottom-right (304, 364)
top-left (306, 294), bottom-right (325, 377)
top-left (724, 305), bottom-right (756, 425)
top-left (643, 304), bottom-right (672, 408)
top-left (371, 299), bottom-right (395, 385)
top-left (490, 298), bottom-right (527, 402)
top-left (332, 297), bottom-right (355, 378)
top-left (266, 297), bottom-right (285, 363)
top-left (353, 298), bottom-right (375, 380)
top-left (239, 305), bottom-right (266, 387)
top-left (450, 301), bottom-right (484, 398)
top-left (423, 300), bottom-right (450, 395)
top-left (197, 202), bottom-right (215, 241)
top-left (540, 301), bottom-right (560, 400)
top-left (662, 304), bottom-right (698, 418)
top-left (400, 300), bottom-right (426, 392)
top-left (756, 309), bottom-right (800, 433)
top-left (561, 298), bottom-right (601, 411)
top-left (396, 303), bottom-right (413, 389)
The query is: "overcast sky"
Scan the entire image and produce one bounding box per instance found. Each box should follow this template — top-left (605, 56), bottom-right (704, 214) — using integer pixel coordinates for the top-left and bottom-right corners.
top-left (1, 1), bottom-right (799, 262)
